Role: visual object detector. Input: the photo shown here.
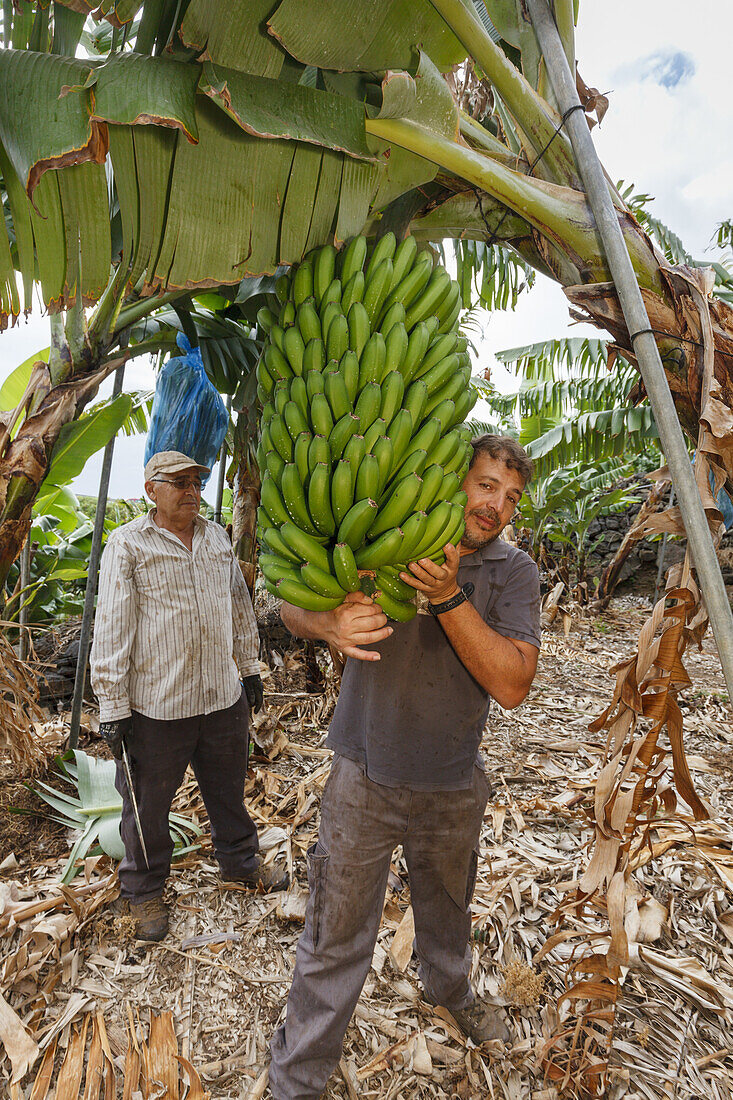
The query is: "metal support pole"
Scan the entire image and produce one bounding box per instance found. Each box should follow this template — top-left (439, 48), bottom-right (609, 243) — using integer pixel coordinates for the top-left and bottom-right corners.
top-left (214, 396), bottom-right (232, 525)
top-left (69, 365), bottom-right (126, 749)
top-left (18, 533), bottom-right (31, 662)
top-left (526, 0), bottom-right (733, 703)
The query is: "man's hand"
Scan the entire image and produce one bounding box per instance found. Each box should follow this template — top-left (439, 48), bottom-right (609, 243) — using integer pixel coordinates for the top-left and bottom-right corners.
top-left (400, 544), bottom-right (461, 605)
top-left (242, 674), bottom-right (264, 714)
top-left (324, 591), bottom-right (393, 661)
top-left (99, 716), bottom-right (133, 759)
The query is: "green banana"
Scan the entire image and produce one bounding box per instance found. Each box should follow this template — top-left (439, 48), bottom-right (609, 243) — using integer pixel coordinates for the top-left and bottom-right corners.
top-left (375, 566), bottom-right (416, 602)
top-left (294, 431), bottom-right (311, 485)
top-left (297, 298), bottom-right (321, 344)
top-left (293, 261), bottom-right (313, 308)
top-left (341, 270), bottom-right (365, 314)
top-left (390, 235), bottom-right (418, 287)
top-left (305, 369), bottom-right (326, 402)
top-left (422, 372), bottom-right (464, 418)
top-left (303, 337), bottom-right (326, 375)
top-left (419, 353), bottom-right (459, 397)
top-left (326, 313), bottom-right (349, 363)
top-left (260, 475), bottom-right (291, 527)
top-left (371, 435), bottom-right (393, 494)
top-left (379, 370), bottom-right (405, 427)
top-left (381, 250), bottom-right (432, 316)
top-left (324, 370), bottom-right (351, 422)
top-left (358, 332), bottom-right (386, 388)
top-left (331, 459), bottom-right (354, 525)
top-left (399, 510), bottom-right (429, 560)
top-left (257, 306), bottom-right (277, 334)
top-left (283, 325), bottom-right (305, 376)
top-left (416, 333), bottom-right (458, 378)
top-left (379, 302), bottom-right (407, 339)
top-left (276, 577), bottom-right (342, 611)
top-left (404, 268), bottom-right (452, 329)
top-left (308, 434), bottom-right (331, 474)
top-left (281, 463), bottom-right (319, 534)
top-left (338, 498), bottom-right (379, 550)
top-left (273, 383), bottom-right (289, 417)
top-left (284, 400), bottom-right (309, 443)
top-left (314, 245), bottom-right (337, 305)
top-left (448, 387), bottom-right (477, 427)
top-left (435, 279), bottom-right (460, 325)
top-left (343, 433), bottom-right (367, 480)
top-left (333, 542), bottom-right (361, 592)
top-left (269, 414), bottom-right (294, 463)
top-left (307, 462), bottom-right (337, 536)
top-left (364, 231), bottom-right (396, 282)
top-left (261, 525), bottom-right (301, 564)
top-left (371, 472), bottom-right (423, 537)
top-left (338, 349), bottom-right (359, 403)
top-left (264, 344), bottom-right (293, 383)
top-left (363, 258), bottom-right (393, 326)
top-left (428, 398), bottom-right (457, 439)
top-left (328, 412), bottom-right (361, 461)
top-left (265, 448), bottom-right (286, 484)
top-left (384, 323), bottom-right (408, 380)
top-left (363, 417), bottom-right (387, 453)
top-left (301, 561), bottom-right (346, 600)
top-left (430, 429), bottom-right (461, 469)
top-left (256, 356), bottom-right (274, 394)
top-left (289, 375), bottom-right (309, 419)
top-left (387, 408), bottom-right (413, 466)
top-left (395, 418), bottom-right (441, 475)
top-left (279, 300), bottom-right (296, 327)
top-left (354, 453), bottom-right (380, 502)
top-left (355, 526), bottom-right (405, 570)
top-left (354, 383), bottom-right (382, 433)
top-left (310, 392), bottom-right (334, 438)
top-left (408, 500), bottom-right (452, 560)
top-left (374, 589), bottom-right (416, 622)
top-left (339, 235), bottom-right (368, 284)
top-left (400, 321), bottom-right (431, 384)
top-left (280, 521), bottom-right (331, 572)
top-left (414, 464), bottom-right (444, 513)
top-left (320, 301), bottom-right (340, 346)
top-left (347, 301), bottom-right (370, 358)
top-left (438, 295), bottom-right (461, 334)
top-left (392, 447), bottom-right (427, 482)
top-left (260, 553), bottom-right (301, 586)
top-left (403, 378), bottom-right (428, 431)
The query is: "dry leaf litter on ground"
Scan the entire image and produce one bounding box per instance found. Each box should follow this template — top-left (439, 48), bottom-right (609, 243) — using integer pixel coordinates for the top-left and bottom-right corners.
top-left (0, 594), bottom-right (731, 1099)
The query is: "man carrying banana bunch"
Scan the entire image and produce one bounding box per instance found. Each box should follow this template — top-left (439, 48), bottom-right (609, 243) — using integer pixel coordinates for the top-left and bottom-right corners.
top-left (269, 434), bottom-right (541, 1098)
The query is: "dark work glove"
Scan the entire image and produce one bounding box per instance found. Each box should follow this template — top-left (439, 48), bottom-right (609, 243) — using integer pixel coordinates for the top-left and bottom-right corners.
top-left (242, 674), bottom-right (264, 714)
top-left (99, 716), bottom-right (133, 759)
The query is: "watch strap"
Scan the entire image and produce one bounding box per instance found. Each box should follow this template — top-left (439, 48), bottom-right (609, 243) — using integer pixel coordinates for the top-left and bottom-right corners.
top-left (428, 581), bottom-right (475, 616)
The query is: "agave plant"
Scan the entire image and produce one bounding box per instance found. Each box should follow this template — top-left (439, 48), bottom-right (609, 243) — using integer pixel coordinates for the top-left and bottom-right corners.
top-left (33, 749), bottom-right (201, 884)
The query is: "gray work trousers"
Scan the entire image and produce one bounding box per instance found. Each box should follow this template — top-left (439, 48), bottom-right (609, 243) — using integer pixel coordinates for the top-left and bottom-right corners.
top-left (269, 754), bottom-right (489, 1100)
top-left (115, 692), bottom-right (259, 900)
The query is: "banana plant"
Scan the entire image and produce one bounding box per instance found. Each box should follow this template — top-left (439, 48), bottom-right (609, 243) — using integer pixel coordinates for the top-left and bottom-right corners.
top-left (1, 0), bottom-right (733, 590)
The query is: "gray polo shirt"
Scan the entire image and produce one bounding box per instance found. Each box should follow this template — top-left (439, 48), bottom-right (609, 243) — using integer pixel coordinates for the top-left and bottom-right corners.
top-left (326, 540), bottom-right (541, 792)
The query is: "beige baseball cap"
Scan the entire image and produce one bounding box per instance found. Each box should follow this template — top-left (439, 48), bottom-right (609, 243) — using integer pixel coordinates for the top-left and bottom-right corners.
top-left (144, 451), bottom-right (211, 482)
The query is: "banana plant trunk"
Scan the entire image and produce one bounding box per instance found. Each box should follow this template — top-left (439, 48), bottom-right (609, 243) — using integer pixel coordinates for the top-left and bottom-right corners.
top-left (231, 454), bottom-right (260, 601)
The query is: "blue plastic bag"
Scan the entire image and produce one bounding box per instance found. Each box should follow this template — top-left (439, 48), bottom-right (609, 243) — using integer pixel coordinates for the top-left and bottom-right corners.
top-left (145, 334), bottom-right (228, 486)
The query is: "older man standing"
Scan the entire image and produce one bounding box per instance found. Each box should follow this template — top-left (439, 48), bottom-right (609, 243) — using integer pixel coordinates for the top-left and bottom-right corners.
top-left (269, 435), bottom-right (541, 1099)
top-left (91, 451), bottom-right (286, 942)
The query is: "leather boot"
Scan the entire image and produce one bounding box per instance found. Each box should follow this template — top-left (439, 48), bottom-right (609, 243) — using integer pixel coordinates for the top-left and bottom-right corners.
top-left (128, 896), bottom-right (169, 941)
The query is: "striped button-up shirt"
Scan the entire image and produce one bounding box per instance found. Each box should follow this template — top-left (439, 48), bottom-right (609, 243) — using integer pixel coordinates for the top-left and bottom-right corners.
top-left (90, 510), bottom-right (260, 722)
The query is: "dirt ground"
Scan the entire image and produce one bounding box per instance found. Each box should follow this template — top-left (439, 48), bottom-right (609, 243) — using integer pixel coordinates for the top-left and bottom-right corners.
top-left (1, 592), bottom-right (732, 1099)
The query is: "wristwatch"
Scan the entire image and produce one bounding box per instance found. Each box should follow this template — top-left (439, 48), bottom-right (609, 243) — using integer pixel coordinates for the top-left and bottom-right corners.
top-left (428, 581), bottom-right (475, 616)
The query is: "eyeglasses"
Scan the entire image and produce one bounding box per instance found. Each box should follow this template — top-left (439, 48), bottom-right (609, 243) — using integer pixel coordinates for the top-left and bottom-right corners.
top-left (150, 476), bottom-right (203, 491)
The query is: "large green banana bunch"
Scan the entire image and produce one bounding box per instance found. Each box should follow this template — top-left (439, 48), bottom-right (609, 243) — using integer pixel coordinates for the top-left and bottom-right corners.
top-left (255, 233), bottom-right (477, 622)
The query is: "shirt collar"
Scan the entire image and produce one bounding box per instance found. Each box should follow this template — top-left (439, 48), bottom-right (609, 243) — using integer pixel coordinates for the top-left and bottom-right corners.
top-left (458, 537), bottom-right (510, 568)
top-left (143, 509), bottom-right (206, 535)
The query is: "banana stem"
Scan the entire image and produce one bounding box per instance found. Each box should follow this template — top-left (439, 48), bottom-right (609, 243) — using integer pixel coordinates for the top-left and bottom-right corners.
top-left (426, 0), bottom-right (578, 185)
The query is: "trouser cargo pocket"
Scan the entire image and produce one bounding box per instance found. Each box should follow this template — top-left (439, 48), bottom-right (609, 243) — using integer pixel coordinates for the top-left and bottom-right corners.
top-left (306, 841), bottom-right (329, 951)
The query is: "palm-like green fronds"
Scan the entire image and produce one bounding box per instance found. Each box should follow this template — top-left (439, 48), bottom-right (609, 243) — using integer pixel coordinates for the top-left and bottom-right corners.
top-left (33, 749), bottom-right (201, 883)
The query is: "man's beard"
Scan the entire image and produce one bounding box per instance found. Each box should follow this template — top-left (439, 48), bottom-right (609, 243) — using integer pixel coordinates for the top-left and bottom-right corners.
top-left (460, 509), bottom-right (502, 549)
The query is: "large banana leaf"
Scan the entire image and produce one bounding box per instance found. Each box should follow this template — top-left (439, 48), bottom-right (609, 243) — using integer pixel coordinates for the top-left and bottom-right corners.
top-left (43, 393), bottom-right (133, 488)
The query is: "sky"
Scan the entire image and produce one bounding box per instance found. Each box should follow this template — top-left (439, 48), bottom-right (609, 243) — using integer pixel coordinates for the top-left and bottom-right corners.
top-left (0, 0), bottom-right (731, 505)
